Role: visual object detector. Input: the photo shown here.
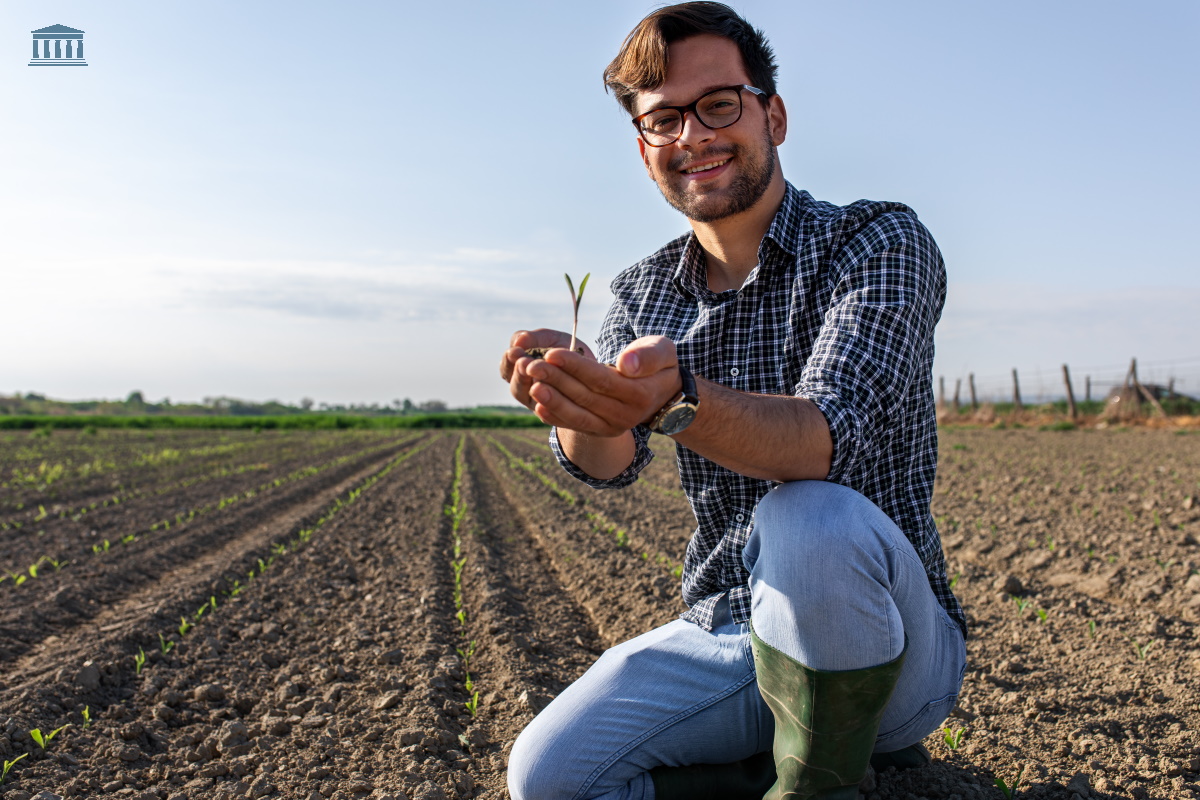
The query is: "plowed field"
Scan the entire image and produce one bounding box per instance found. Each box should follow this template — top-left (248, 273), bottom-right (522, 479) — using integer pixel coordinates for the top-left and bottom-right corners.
top-left (1, 427), bottom-right (1197, 800)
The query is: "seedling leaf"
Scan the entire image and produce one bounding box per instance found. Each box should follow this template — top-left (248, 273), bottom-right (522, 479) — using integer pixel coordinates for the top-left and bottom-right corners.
top-left (1, 752), bottom-right (29, 784)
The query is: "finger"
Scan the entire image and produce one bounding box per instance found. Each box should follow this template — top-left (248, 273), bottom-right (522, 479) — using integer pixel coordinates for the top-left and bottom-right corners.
top-left (512, 328), bottom-right (573, 351)
top-left (509, 360), bottom-right (537, 409)
top-left (530, 359), bottom-right (630, 421)
top-left (543, 349), bottom-right (625, 397)
top-left (615, 335), bottom-right (677, 378)
top-left (530, 381), bottom-right (623, 436)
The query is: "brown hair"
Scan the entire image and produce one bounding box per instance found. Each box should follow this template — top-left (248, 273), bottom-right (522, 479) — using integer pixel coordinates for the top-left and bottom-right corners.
top-left (603, 2), bottom-right (778, 116)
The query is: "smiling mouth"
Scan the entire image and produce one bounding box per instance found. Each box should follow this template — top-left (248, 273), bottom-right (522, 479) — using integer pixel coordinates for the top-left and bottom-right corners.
top-left (682, 158), bottom-right (730, 175)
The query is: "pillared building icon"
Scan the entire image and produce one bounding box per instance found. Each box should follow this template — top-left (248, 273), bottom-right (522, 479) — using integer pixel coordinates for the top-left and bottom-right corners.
top-left (29, 24), bottom-right (88, 67)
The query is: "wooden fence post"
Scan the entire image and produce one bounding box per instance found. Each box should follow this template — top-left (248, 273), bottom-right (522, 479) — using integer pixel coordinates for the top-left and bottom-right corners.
top-left (1130, 357), bottom-right (1166, 417)
top-left (1085, 375), bottom-right (1091, 403)
top-left (938, 376), bottom-right (946, 410)
top-left (1062, 364), bottom-right (1077, 419)
top-left (1012, 368), bottom-right (1023, 411)
top-left (953, 379), bottom-right (961, 413)
top-left (969, 373), bottom-right (978, 410)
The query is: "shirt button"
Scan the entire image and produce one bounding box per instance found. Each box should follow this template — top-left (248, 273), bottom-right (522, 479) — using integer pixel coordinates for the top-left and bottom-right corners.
top-left (730, 367), bottom-right (740, 377)
top-left (735, 513), bottom-right (745, 523)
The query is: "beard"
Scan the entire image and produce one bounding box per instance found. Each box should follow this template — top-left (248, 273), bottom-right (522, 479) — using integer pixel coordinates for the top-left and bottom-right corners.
top-left (656, 124), bottom-right (777, 223)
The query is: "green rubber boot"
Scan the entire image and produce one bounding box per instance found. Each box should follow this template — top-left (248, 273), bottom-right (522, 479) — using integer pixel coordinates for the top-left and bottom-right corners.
top-left (750, 628), bottom-right (907, 800)
top-left (649, 750), bottom-right (776, 800)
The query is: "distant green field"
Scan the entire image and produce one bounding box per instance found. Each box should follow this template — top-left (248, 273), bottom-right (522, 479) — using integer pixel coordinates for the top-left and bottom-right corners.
top-left (0, 413), bottom-right (548, 431)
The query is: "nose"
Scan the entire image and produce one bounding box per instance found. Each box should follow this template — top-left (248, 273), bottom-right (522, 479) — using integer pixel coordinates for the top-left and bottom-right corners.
top-left (675, 109), bottom-right (715, 149)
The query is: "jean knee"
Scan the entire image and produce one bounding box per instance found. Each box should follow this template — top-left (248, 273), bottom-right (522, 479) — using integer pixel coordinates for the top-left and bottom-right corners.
top-left (507, 720), bottom-right (576, 800)
top-left (750, 481), bottom-right (882, 567)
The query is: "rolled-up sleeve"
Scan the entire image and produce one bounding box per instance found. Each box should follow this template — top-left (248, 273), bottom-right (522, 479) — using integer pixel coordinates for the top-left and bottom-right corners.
top-left (796, 212), bottom-right (945, 484)
top-left (549, 291), bottom-right (656, 488)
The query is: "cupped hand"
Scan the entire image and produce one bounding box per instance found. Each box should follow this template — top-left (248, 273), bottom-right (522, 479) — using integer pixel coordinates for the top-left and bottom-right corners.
top-left (500, 329), bottom-right (597, 410)
top-left (526, 336), bottom-right (682, 436)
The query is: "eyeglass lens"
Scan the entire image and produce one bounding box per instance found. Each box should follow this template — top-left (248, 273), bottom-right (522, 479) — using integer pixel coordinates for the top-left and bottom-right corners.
top-left (639, 88), bottom-right (744, 145)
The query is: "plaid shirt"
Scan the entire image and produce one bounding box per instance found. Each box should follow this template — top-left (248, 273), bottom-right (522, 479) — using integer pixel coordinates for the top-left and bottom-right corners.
top-left (550, 183), bottom-right (966, 637)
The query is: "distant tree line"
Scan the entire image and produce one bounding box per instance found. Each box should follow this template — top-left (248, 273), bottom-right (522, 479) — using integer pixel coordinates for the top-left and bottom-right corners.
top-left (0, 392), bottom-right (532, 419)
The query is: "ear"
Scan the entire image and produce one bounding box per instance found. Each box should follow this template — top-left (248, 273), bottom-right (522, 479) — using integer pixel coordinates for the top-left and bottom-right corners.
top-left (637, 137), bottom-right (654, 179)
top-left (767, 94), bottom-right (787, 147)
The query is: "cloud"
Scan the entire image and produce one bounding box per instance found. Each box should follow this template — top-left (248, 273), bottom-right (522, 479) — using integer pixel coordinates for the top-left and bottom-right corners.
top-left (167, 252), bottom-right (574, 324)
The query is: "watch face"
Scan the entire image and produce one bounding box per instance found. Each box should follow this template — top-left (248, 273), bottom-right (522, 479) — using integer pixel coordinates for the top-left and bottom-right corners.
top-left (660, 405), bottom-right (697, 436)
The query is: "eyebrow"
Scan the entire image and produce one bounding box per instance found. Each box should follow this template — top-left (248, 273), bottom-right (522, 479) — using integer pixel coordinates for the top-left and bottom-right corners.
top-left (638, 84), bottom-right (736, 116)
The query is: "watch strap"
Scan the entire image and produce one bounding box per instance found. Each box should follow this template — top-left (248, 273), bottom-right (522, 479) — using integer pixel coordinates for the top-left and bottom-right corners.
top-left (650, 365), bottom-right (699, 434)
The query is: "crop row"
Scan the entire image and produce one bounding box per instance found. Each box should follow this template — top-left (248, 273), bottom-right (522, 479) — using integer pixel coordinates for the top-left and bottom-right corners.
top-left (0, 433), bottom-right (420, 590)
top-left (488, 432), bottom-right (684, 577)
top-left (0, 429), bottom-right (389, 513)
top-left (0, 433), bottom-right (438, 789)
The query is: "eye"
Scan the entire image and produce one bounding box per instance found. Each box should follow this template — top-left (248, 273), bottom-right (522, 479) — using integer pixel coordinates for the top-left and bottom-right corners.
top-left (644, 111), bottom-right (681, 133)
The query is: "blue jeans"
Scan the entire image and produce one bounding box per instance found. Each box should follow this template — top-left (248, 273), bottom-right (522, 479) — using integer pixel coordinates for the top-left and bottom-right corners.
top-left (508, 481), bottom-right (967, 800)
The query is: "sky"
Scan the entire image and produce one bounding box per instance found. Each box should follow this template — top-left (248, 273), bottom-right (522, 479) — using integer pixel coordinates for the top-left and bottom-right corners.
top-left (3, 1), bottom-right (1198, 408)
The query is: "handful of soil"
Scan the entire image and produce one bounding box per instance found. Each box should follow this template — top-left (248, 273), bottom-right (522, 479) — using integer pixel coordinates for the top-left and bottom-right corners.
top-left (524, 347), bottom-right (585, 360)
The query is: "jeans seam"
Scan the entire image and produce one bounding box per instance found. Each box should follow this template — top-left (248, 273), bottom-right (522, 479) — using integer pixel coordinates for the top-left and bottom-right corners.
top-left (570, 668), bottom-right (760, 800)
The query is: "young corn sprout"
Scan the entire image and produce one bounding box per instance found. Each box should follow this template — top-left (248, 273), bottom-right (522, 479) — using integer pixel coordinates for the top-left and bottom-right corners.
top-left (942, 726), bottom-right (966, 750)
top-left (994, 765), bottom-right (1024, 798)
top-left (1, 753), bottom-right (28, 785)
top-left (30, 724), bottom-right (69, 750)
top-left (565, 273), bottom-right (590, 353)
top-left (134, 648), bottom-right (147, 675)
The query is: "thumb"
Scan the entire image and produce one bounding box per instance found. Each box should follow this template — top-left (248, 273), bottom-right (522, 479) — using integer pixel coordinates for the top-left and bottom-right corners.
top-left (616, 336), bottom-right (676, 378)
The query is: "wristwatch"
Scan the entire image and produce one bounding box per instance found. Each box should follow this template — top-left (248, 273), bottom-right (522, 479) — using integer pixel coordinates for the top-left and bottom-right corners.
top-left (649, 365), bottom-right (700, 436)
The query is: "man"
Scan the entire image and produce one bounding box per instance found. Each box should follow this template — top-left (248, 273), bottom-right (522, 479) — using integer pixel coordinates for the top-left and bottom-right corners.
top-left (498, 4), bottom-right (966, 798)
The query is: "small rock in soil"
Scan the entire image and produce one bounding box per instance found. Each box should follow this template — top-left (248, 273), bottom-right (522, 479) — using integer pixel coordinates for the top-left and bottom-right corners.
top-left (374, 692), bottom-right (403, 710)
top-left (994, 575), bottom-right (1024, 594)
top-left (411, 781), bottom-right (447, 800)
top-left (76, 662), bottom-right (100, 691)
top-left (379, 648), bottom-right (405, 664)
top-left (194, 683), bottom-right (226, 701)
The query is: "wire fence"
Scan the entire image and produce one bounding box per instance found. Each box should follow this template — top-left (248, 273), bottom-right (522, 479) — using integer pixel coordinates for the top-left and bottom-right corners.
top-left (938, 356), bottom-right (1200, 407)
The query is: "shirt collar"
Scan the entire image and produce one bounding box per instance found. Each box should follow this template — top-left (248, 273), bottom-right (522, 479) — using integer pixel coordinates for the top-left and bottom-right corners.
top-left (669, 181), bottom-right (809, 300)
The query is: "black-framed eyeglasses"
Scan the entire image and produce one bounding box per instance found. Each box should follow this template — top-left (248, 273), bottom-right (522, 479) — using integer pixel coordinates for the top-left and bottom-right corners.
top-left (631, 84), bottom-right (768, 147)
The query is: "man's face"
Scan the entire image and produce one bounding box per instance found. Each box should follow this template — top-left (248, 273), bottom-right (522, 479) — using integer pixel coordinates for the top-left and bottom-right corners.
top-left (633, 34), bottom-right (787, 223)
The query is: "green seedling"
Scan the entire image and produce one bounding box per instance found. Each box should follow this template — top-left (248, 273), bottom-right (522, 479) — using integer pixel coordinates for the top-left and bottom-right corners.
top-left (1132, 639), bottom-right (1153, 661)
top-left (81, 706), bottom-right (91, 728)
top-left (1036, 608), bottom-right (1049, 624)
top-left (464, 690), bottom-right (480, 717)
top-left (564, 272), bottom-right (591, 354)
top-left (1044, 535), bottom-right (1055, 552)
top-left (1, 753), bottom-right (29, 784)
top-left (27, 563), bottom-right (38, 579)
top-left (121, 533), bottom-right (137, 545)
top-left (949, 572), bottom-right (961, 590)
top-left (158, 633), bottom-right (175, 654)
top-left (178, 617), bottom-right (192, 637)
top-left (456, 640), bottom-right (477, 670)
top-left (994, 765), bottom-right (1024, 798)
top-left (30, 724), bottom-right (69, 750)
top-left (1155, 558), bottom-right (1175, 571)
top-left (1087, 620), bottom-right (1097, 639)
top-left (616, 529), bottom-right (629, 548)
top-left (134, 648), bottom-right (147, 675)
top-left (1011, 595), bottom-right (1031, 615)
top-left (15, 574), bottom-right (27, 587)
top-left (942, 725), bottom-right (966, 750)
top-left (456, 609), bottom-right (467, 627)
